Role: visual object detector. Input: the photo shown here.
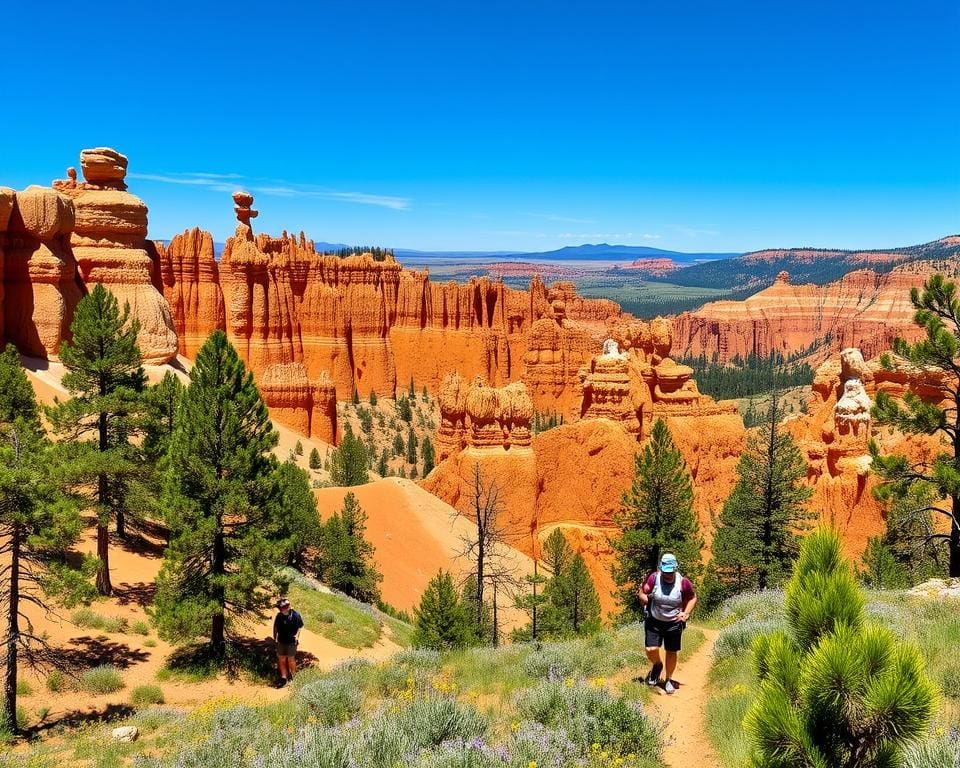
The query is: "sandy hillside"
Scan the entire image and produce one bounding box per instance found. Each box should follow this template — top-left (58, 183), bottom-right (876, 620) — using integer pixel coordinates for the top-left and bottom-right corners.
top-left (315, 478), bottom-right (536, 628)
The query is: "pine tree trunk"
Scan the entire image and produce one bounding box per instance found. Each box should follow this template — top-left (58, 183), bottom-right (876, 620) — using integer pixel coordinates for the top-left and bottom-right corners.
top-left (96, 519), bottom-right (112, 596)
top-left (4, 526), bottom-right (20, 735)
top-left (211, 528), bottom-right (226, 654)
top-left (951, 497), bottom-right (960, 578)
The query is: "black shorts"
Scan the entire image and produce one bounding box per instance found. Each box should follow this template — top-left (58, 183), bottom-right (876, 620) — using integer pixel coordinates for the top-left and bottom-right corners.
top-left (644, 617), bottom-right (684, 652)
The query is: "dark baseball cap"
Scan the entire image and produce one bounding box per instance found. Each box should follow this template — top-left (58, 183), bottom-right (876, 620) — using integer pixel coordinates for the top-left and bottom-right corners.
top-left (277, 598), bottom-right (290, 608)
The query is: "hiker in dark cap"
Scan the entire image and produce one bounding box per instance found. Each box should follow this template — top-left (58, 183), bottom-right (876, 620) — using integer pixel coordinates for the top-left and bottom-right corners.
top-left (273, 597), bottom-right (303, 688)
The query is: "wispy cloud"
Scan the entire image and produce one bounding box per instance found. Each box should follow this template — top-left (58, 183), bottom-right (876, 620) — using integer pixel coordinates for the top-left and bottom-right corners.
top-left (128, 171), bottom-right (411, 211)
top-left (524, 212), bottom-right (597, 225)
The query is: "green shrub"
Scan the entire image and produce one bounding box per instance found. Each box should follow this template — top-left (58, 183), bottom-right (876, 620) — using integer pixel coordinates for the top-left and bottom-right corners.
top-left (295, 676), bottom-right (363, 725)
top-left (515, 680), bottom-right (660, 758)
top-left (80, 665), bottom-right (124, 694)
top-left (45, 670), bottom-right (68, 692)
top-left (319, 610), bottom-right (335, 624)
top-left (70, 608), bottom-right (128, 633)
top-left (15, 679), bottom-right (31, 696)
top-left (144, 638), bottom-right (157, 647)
top-left (900, 731), bottom-right (960, 768)
top-left (131, 620), bottom-right (151, 636)
top-left (713, 617), bottom-right (784, 664)
top-left (130, 684), bottom-right (165, 706)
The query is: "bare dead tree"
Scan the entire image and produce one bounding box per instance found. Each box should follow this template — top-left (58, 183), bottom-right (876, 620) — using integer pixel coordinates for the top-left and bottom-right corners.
top-left (452, 463), bottom-right (521, 645)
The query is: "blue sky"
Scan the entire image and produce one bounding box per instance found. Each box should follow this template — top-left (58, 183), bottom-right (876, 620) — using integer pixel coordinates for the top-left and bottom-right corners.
top-left (3, 1), bottom-right (958, 252)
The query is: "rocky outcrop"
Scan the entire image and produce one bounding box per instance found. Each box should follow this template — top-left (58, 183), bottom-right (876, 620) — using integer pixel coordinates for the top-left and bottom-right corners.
top-left (673, 266), bottom-right (932, 365)
top-left (786, 347), bottom-right (949, 557)
top-left (53, 148), bottom-right (177, 364)
top-left (3, 186), bottom-right (82, 357)
top-left (425, 320), bottom-right (745, 615)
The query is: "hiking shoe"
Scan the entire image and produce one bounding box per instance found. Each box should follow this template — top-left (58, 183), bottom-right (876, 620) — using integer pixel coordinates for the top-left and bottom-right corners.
top-left (276, 677), bottom-right (288, 689)
top-left (646, 661), bottom-right (663, 686)
top-left (664, 679), bottom-right (676, 695)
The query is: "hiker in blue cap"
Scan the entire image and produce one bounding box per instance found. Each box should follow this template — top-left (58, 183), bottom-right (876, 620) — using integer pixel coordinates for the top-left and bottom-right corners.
top-left (639, 552), bottom-right (697, 694)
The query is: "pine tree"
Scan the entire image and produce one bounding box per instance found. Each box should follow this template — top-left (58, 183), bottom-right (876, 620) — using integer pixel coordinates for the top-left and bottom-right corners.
top-left (710, 392), bottom-right (813, 596)
top-left (134, 371), bottom-right (184, 524)
top-left (406, 427), bottom-right (418, 465)
top-left (392, 431), bottom-right (405, 457)
top-left (46, 285), bottom-right (145, 595)
top-left (421, 436), bottom-right (435, 477)
top-left (513, 561), bottom-right (548, 641)
top-left (369, 390), bottom-right (378, 407)
top-left (857, 536), bottom-right (908, 589)
top-left (871, 274), bottom-right (960, 576)
top-left (351, 389), bottom-right (360, 405)
top-left (273, 460), bottom-right (322, 569)
top-left (151, 331), bottom-right (283, 653)
top-left (542, 528), bottom-right (572, 577)
top-left (413, 570), bottom-right (474, 650)
top-left (408, 377), bottom-right (416, 399)
top-left (612, 418), bottom-right (702, 619)
top-left (317, 492), bottom-right (382, 602)
top-left (397, 396), bottom-right (412, 423)
top-left (422, 385), bottom-right (429, 402)
top-left (0, 348), bottom-right (94, 733)
top-left (309, 447), bottom-right (322, 470)
top-left (879, 483), bottom-right (945, 584)
top-left (557, 553), bottom-right (601, 635)
top-left (329, 426), bottom-right (369, 486)
top-left (377, 448), bottom-right (389, 477)
top-left (745, 529), bottom-right (935, 766)
top-left (294, 440), bottom-right (303, 456)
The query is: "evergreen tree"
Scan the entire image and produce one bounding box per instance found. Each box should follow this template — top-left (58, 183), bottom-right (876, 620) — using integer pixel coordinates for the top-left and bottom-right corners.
top-left (392, 431), bottom-right (405, 457)
top-left (294, 440), bottom-right (303, 456)
top-left (309, 447), bottom-right (322, 470)
top-left (273, 460), bottom-right (322, 569)
top-left (151, 331), bottom-right (282, 653)
top-left (397, 396), bottom-right (413, 423)
top-left (377, 448), bottom-right (389, 477)
top-left (329, 427), bottom-right (369, 486)
top-left (410, 464), bottom-right (418, 480)
top-left (542, 528), bottom-right (572, 577)
top-left (369, 390), bottom-right (378, 407)
top-left (413, 570), bottom-right (474, 650)
top-left (317, 492), bottom-right (382, 602)
top-left (745, 529), bottom-right (935, 766)
top-left (880, 483), bottom-right (945, 583)
top-left (406, 427), bottom-right (418, 465)
top-left (709, 392), bottom-right (813, 597)
top-left (351, 389), bottom-right (360, 405)
top-left (408, 377), bottom-right (416, 399)
top-left (513, 561), bottom-right (548, 641)
top-left (857, 536), bottom-right (908, 589)
top-left (422, 385), bottom-right (429, 402)
top-left (871, 274), bottom-right (960, 576)
top-left (612, 418), bottom-right (702, 619)
top-left (0, 350), bottom-right (93, 734)
top-left (46, 285), bottom-right (145, 595)
top-left (134, 371), bottom-right (184, 524)
top-left (542, 552), bottom-right (601, 637)
top-left (421, 436), bottom-right (435, 477)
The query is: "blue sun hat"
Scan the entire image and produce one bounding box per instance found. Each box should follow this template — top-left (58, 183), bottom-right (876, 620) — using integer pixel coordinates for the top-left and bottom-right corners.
top-left (660, 553), bottom-right (678, 573)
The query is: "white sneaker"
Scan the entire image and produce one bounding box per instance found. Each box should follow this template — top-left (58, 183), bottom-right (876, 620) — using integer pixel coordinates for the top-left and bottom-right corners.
top-left (664, 679), bottom-right (676, 695)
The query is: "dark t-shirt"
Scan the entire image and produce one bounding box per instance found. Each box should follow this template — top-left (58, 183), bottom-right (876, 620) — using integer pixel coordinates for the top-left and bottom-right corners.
top-left (273, 609), bottom-right (304, 642)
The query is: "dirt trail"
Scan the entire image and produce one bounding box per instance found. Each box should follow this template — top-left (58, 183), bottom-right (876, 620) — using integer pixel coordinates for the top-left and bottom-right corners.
top-left (647, 626), bottom-right (720, 768)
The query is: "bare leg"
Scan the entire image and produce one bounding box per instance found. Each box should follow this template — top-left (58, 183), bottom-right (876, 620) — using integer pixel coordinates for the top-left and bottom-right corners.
top-left (665, 650), bottom-right (678, 682)
top-left (645, 647), bottom-right (662, 665)
top-left (278, 655), bottom-right (289, 680)
top-left (288, 654), bottom-right (298, 678)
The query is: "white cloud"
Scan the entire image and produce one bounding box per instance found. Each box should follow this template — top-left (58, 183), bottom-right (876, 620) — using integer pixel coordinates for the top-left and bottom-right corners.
top-left (128, 171), bottom-right (411, 211)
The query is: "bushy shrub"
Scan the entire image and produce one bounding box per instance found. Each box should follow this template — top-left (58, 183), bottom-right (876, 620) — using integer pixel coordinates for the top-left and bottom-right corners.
top-left (711, 589), bottom-right (786, 626)
top-left (295, 676), bottom-right (364, 725)
top-left (80, 665), bottom-right (124, 694)
top-left (45, 670), bottom-right (68, 692)
top-left (713, 617), bottom-right (784, 664)
top-left (130, 684), bottom-right (165, 706)
top-left (515, 680), bottom-right (660, 758)
top-left (71, 608), bottom-right (129, 633)
top-left (15, 680), bottom-right (31, 696)
top-left (131, 620), bottom-right (151, 636)
top-left (900, 729), bottom-right (960, 768)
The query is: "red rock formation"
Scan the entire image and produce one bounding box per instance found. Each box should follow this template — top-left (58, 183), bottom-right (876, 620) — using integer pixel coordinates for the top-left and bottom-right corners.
top-left (673, 266), bottom-right (932, 365)
top-left (785, 348), bottom-right (948, 559)
top-left (53, 148), bottom-right (178, 364)
top-left (3, 186), bottom-right (82, 357)
top-left (424, 326), bottom-right (745, 616)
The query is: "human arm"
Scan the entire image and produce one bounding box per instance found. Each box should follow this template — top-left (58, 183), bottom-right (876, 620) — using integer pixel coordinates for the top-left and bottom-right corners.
top-left (638, 573), bottom-right (655, 607)
top-left (674, 579), bottom-right (697, 622)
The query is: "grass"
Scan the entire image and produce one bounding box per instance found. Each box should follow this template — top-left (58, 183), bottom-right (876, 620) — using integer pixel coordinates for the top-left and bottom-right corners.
top-left (130, 620), bottom-right (151, 636)
top-left (15, 680), bottom-right (31, 696)
top-left (130, 684), bottom-right (165, 706)
top-left (157, 641), bottom-right (277, 684)
top-left (287, 583), bottom-right (382, 649)
top-left (79, 665), bottom-right (125, 695)
top-left (70, 608), bottom-right (129, 634)
top-left (45, 670), bottom-right (68, 693)
top-left (3, 623), bottom-right (673, 767)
